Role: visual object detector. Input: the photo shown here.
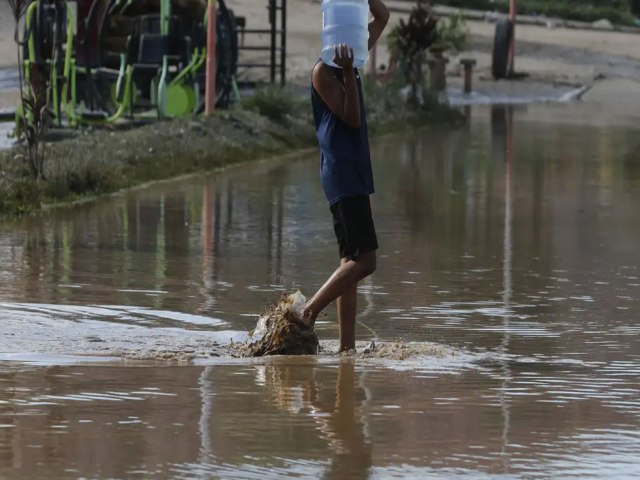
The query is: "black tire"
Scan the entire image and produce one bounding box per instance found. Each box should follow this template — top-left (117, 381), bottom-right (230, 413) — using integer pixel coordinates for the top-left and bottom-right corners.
top-left (492, 19), bottom-right (513, 80)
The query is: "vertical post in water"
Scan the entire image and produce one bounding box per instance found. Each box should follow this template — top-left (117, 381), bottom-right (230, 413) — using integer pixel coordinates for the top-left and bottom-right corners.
top-left (205, 0), bottom-right (217, 115)
top-left (508, 0), bottom-right (516, 76)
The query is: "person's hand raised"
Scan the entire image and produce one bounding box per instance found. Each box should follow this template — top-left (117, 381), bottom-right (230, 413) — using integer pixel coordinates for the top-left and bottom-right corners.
top-left (332, 43), bottom-right (355, 70)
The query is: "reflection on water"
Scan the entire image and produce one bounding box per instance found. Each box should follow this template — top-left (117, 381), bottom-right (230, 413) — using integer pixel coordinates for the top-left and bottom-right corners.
top-left (190, 359), bottom-right (373, 480)
top-left (1, 103), bottom-right (640, 478)
top-left (0, 359), bottom-right (638, 479)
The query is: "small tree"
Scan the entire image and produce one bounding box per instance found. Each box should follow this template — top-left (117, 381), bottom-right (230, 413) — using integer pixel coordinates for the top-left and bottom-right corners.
top-left (387, 1), bottom-right (438, 104)
top-left (8, 0), bottom-right (57, 180)
top-left (435, 12), bottom-right (470, 54)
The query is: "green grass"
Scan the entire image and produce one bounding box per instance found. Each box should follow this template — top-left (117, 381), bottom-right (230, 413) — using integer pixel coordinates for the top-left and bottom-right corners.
top-left (240, 86), bottom-right (306, 123)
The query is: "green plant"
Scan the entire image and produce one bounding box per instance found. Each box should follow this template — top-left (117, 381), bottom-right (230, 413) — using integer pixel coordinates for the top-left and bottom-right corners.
top-left (387, 1), bottom-right (439, 104)
top-left (362, 72), bottom-right (406, 116)
top-left (435, 13), bottom-right (470, 53)
top-left (44, 154), bottom-right (123, 199)
top-left (240, 86), bottom-right (302, 123)
top-left (0, 171), bottom-right (42, 216)
top-left (434, 0), bottom-right (636, 25)
top-left (8, 0), bottom-right (66, 180)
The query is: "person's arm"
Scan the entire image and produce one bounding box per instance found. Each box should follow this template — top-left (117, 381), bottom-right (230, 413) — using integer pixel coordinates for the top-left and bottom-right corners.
top-left (312, 44), bottom-right (361, 129)
top-left (368, 0), bottom-right (390, 51)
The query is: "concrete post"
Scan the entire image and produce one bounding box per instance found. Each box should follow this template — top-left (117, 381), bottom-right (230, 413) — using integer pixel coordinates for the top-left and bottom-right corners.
top-left (460, 58), bottom-right (477, 94)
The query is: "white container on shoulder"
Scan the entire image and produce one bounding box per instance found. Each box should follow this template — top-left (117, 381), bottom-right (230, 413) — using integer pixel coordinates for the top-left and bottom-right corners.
top-left (321, 0), bottom-right (370, 69)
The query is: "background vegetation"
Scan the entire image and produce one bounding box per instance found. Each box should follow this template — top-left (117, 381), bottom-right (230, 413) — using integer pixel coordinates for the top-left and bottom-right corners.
top-left (432, 0), bottom-right (639, 25)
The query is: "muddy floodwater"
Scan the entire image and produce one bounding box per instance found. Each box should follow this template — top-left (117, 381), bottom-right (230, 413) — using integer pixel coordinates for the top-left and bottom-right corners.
top-left (1, 103), bottom-right (640, 479)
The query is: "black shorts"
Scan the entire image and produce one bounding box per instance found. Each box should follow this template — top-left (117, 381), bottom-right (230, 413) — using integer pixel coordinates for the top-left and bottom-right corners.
top-left (330, 195), bottom-right (379, 260)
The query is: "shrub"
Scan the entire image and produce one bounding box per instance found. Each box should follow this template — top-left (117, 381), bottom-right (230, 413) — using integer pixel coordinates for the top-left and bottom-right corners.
top-left (387, 2), bottom-right (439, 104)
top-left (434, 0), bottom-right (636, 25)
top-left (435, 12), bottom-right (470, 53)
top-left (0, 174), bottom-right (42, 216)
top-left (241, 86), bottom-right (302, 123)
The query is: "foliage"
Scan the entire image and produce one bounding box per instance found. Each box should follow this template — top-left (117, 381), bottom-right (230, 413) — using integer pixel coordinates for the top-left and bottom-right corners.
top-left (0, 167), bottom-right (42, 216)
top-left (362, 72), bottom-right (406, 112)
top-left (8, 0), bottom-right (58, 180)
top-left (44, 151), bottom-right (123, 200)
top-left (387, 1), bottom-right (439, 104)
top-left (435, 13), bottom-right (470, 53)
top-left (390, 1), bottom-right (439, 60)
top-left (240, 86), bottom-right (303, 123)
top-left (14, 73), bottom-right (50, 180)
top-left (435, 0), bottom-right (637, 25)
top-left (362, 73), bottom-right (465, 128)
top-left (7, 0), bottom-right (30, 22)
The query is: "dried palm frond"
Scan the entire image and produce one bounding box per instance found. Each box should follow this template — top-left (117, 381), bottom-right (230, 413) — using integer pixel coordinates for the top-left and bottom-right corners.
top-left (236, 292), bottom-right (319, 357)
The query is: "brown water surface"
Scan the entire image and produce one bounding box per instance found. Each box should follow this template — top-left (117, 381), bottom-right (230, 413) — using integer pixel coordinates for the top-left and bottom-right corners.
top-left (1, 103), bottom-right (639, 478)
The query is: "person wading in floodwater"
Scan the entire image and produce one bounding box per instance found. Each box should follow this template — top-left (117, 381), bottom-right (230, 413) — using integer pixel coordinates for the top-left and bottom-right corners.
top-left (302, 0), bottom-right (390, 352)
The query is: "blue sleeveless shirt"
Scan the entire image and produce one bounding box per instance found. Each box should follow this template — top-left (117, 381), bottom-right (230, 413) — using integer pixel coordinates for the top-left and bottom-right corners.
top-left (311, 63), bottom-right (375, 205)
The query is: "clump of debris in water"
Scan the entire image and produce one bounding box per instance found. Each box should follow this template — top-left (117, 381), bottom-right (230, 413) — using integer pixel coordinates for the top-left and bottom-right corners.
top-left (236, 291), bottom-right (319, 357)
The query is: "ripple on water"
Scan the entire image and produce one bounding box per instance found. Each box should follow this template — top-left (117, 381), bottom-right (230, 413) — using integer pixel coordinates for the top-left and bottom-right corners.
top-left (170, 460), bottom-right (328, 480)
top-left (0, 302), bottom-right (244, 362)
top-left (1, 300), bottom-right (480, 369)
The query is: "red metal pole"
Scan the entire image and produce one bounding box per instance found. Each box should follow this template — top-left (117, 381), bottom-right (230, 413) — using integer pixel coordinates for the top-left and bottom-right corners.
top-left (508, 0), bottom-right (516, 76)
top-left (205, 0), bottom-right (217, 115)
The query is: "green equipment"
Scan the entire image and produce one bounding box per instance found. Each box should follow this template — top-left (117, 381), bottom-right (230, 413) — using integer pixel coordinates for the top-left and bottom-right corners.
top-left (19, 0), bottom-right (239, 128)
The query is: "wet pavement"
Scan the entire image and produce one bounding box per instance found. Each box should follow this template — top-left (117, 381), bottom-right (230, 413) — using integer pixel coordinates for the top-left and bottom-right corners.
top-left (1, 103), bottom-right (639, 478)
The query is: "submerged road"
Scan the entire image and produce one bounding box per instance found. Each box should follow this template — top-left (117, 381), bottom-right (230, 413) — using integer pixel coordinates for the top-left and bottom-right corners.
top-left (0, 101), bottom-right (639, 478)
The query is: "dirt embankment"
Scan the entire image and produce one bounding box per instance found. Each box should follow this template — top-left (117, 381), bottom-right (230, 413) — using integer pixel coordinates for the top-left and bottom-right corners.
top-left (0, 85), bottom-right (462, 217)
top-left (1, 0), bottom-right (639, 215)
top-left (0, 108), bottom-right (312, 216)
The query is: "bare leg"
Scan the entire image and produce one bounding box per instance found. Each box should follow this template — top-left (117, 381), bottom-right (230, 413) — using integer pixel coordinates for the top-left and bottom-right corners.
top-left (337, 275), bottom-right (358, 352)
top-left (303, 251), bottom-right (376, 327)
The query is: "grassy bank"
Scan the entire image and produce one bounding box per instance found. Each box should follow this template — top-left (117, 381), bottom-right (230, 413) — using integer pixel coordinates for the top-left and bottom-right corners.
top-left (0, 84), bottom-right (463, 217)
